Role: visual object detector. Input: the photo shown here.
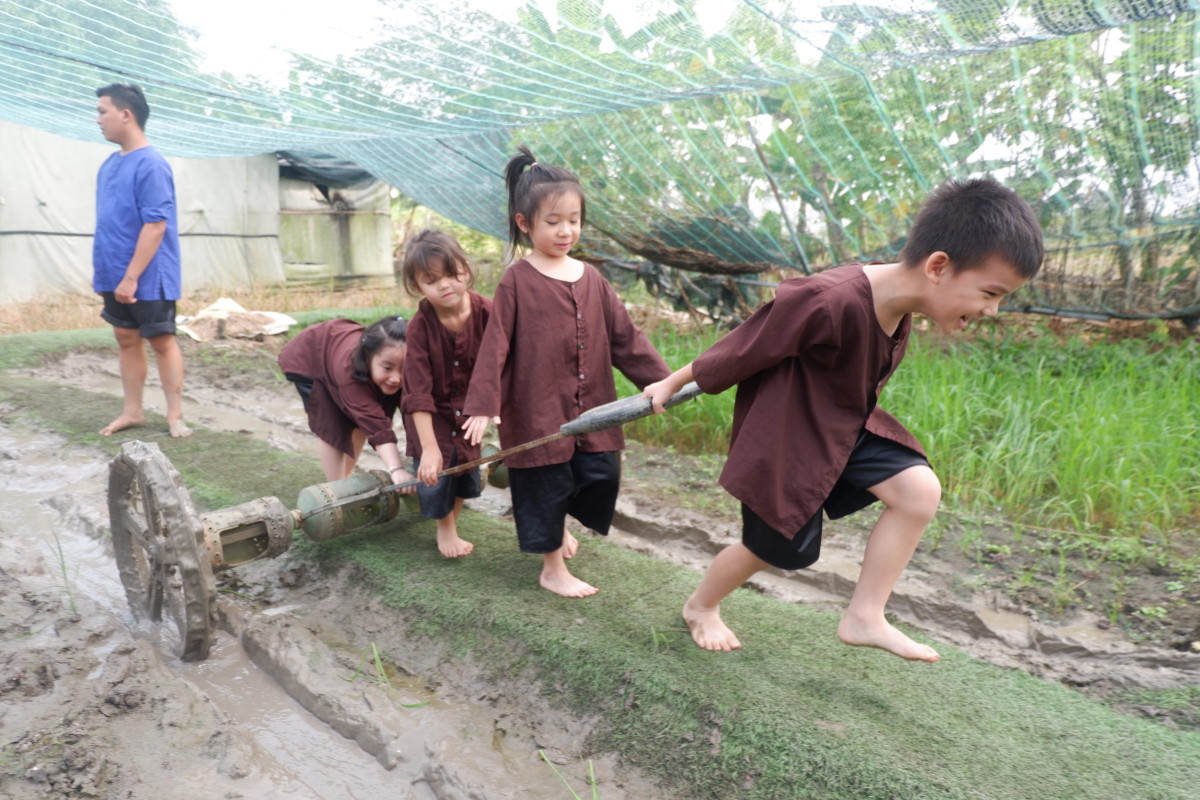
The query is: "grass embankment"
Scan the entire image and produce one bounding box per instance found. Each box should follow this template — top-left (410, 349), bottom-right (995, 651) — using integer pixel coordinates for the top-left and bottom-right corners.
top-left (2, 337), bottom-right (1198, 799)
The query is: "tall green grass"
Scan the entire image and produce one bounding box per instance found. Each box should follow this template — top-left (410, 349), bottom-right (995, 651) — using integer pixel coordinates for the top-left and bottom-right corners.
top-left (616, 323), bottom-right (1200, 545)
top-left (889, 330), bottom-right (1200, 543)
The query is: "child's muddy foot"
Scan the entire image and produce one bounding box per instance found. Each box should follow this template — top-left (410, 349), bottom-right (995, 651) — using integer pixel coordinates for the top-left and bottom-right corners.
top-left (682, 600), bottom-right (741, 652)
top-left (437, 531), bottom-right (474, 558)
top-left (168, 419), bottom-right (192, 438)
top-left (561, 529), bottom-right (579, 559)
top-left (99, 413), bottom-right (145, 436)
top-left (837, 615), bottom-right (940, 662)
top-left (540, 570), bottom-right (597, 598)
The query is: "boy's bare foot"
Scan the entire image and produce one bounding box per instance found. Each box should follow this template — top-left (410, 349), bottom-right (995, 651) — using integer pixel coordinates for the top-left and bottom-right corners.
top-left (837, 615), bottom-right (940, 662)
top-left (561, 528), bottom-right (579, 559)
top-left (539, 570), bottom-right (598, 598)
top-left (99, 412), bottom-right (145, 436)
top-left (437, 529), bottom-right (474, 558)
top-left (168, 419), bottom-right (192, 438)
top-left (682, 600), bottom-right (742, 651)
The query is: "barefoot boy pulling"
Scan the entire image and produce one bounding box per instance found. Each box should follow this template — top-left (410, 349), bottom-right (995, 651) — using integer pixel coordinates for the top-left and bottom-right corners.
top-left (643, 178), bottom-right (1043, 660)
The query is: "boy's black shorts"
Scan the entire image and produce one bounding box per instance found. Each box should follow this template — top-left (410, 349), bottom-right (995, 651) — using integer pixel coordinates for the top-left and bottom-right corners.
top-left (507, 450), bottom-right (620, 554)
top-left (99, 291), bottom-right (177, 338)
top-left (743, 430), bottom-right (930, 570)
top-left (413, 451), bottom-right (482, 520)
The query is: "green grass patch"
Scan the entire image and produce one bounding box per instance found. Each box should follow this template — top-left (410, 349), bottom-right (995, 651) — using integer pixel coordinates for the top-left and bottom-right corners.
top-left (0, 327), bottom-right (113, 369)
top-left (0, 375), bottom-right (323, 511)
top-left (1101, 687), bottom-right (1200, 731)
top-left (308, 505), bottom-right (1200, 800)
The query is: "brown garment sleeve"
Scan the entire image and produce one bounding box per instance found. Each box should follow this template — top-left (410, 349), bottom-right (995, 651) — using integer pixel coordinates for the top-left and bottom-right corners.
top-left (692, 278), bottom-right (836, 395)
top-left (462, 279), bottom-right (511, 420)
top-left (601, 277), bottom-right (670, 389)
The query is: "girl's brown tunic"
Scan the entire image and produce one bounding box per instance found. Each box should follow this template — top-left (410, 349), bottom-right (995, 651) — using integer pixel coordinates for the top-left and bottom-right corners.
top-left (463, 260), bottom-right (669, 469)
top-left (401, 291), bottom-right (491, 463)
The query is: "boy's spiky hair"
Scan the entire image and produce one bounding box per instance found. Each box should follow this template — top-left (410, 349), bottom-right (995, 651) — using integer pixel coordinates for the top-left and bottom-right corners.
top-left (901, 177), bottom-right (1043, 279)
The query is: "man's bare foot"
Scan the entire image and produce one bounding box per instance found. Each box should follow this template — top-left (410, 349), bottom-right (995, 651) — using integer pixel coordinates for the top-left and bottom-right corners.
top-left (168, 419), bottom-right (192, 438)
top-left (682, 599), bottom-right (741, 651)
top-left (99, 413), bottom-right (145, 436)
top-left (837, 615), bottom-right (940, 662)
top-left (539, 569), bottom-right (598, 598)
top-left (561, 528), bottom-right (579, 559)
top-left (437, 529), bottom-right (474, 558)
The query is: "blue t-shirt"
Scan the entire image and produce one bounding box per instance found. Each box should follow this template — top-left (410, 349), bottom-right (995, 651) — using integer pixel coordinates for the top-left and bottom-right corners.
top-left (93, 145), bottom-right (182, 300)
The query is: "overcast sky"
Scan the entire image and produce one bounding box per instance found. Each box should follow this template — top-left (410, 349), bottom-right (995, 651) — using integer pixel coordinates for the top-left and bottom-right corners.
top-left (166, 0), bottom-right (744, 81)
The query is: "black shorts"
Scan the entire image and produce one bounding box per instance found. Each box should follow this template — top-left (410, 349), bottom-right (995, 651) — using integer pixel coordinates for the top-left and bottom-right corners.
top-left (285, 372), bottom-right (315, 412)
top-left (507, 450), bottom-right (620, 554)
top-left (100, 291), bottom-right (177, 337)
top-left (413, 451), bottom-right (482, 520)
top-left (743, 430), bottom-right (930, 570)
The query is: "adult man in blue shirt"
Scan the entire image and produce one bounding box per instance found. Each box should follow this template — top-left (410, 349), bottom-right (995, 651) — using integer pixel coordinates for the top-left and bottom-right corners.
top-left (93, 83), bottom-right (190, 438)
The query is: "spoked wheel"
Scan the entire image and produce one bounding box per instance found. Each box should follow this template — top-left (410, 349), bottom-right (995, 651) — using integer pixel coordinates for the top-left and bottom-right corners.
top-left (108, 440), bottom-right (217, 662)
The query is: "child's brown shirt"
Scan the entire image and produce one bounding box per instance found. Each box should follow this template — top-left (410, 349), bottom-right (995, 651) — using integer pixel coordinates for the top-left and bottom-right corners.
top-left (401, 291), bottom-right (492, 463)
top-left (463, 259), bottom-right (669, 468)
top-left (277, 318), bottom-right (400, 457)
top-left (692, 264), bottom-right (925, 536)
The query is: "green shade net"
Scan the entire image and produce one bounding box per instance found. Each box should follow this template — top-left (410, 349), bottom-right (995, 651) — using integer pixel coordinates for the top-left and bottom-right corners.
top-left (1, 0), bottom-right (1197, 320)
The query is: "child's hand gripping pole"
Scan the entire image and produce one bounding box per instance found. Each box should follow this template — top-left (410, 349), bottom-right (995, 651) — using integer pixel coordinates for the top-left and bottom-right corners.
top-left (559, 381), bottom-right (701, 435)
top-left (298, 383), bottom-right (702, 521)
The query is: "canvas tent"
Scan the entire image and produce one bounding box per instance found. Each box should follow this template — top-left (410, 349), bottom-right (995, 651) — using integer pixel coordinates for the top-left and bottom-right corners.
top-left (0, 120), bottom-right (393, 306)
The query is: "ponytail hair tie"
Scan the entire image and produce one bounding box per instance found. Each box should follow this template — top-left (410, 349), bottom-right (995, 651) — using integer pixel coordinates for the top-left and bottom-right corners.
top-left (530, 161), bottom-right (538, 167)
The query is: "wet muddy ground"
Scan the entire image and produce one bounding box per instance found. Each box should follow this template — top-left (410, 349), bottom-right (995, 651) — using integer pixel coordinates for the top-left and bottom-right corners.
top-left (2, 340), bottom-right (1197, 798)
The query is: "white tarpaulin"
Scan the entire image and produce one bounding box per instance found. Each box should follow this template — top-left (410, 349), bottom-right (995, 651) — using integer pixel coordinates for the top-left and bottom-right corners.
top-left (0, 119), bottom-right (284, 305)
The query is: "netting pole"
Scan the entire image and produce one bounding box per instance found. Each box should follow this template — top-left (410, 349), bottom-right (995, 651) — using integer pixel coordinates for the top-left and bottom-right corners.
top-left (744, 110), bottom-right (810, 274)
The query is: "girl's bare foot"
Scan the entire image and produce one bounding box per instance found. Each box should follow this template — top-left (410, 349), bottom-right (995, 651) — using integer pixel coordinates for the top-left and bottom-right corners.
top-left (561, 528), bottom-right (579, 559)
top-left (539, 570), bottom-right (598, 598)
top-left (436, 528), bottom-right (474, 558)
top-left (168, 419), bottom-right (192, 438)
top-left (682, 599), bottom-right (741, 651)
top-left (99, 412), bottom-right (145, 436)
top-left (837, 614), bottom-right (940, 662)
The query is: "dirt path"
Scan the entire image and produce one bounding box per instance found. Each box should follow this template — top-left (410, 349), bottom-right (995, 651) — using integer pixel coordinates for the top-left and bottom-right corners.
top-left (2, 341), bottom-right (1197, 797)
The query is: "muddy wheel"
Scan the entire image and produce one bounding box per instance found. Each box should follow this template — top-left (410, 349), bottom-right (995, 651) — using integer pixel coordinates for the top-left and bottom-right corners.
top-left (108, 440), bottom-right (217, 662)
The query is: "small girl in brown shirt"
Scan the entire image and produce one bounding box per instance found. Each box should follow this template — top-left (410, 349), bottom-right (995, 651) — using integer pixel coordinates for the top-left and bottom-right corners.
top-left (278, 315), bottom-right (417, 489)
top-left (463, 146), bottom-right (670, 597)
top-left (399, 230), bottom-right (492, 559)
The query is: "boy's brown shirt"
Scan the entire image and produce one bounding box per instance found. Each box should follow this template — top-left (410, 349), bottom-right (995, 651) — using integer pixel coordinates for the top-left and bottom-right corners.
top-left (692, 264), bottom-right (925, 536)
top-left (463, 259), bottom-right (669, 468)
top-left (401, 291), bottom-right (491, 463)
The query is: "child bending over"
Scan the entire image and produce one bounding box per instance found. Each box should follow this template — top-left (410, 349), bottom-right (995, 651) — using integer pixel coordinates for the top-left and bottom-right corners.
top-left (644, 177), bottom-right (1043, 660)
top-left (399, 229), bottom-right (492, 558)
top-left (278, 316), bottom-right (417, 490)
top-left (463, 146), bottom-right (670, 597)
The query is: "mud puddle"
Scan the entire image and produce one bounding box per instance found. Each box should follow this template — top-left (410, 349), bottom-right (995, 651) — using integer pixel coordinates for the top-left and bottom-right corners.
top-left (0, 425), bottom-right (658, 799)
